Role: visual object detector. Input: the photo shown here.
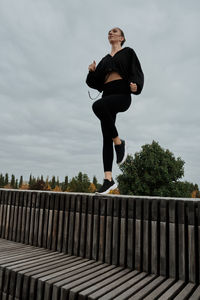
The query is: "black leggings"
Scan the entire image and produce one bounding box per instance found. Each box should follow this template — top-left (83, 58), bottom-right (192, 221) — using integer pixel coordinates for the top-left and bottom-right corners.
top-left (92, 79), bottom-right (131, 172)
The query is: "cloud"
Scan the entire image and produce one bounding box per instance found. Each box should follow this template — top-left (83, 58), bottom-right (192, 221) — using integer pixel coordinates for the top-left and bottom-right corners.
top-left (0, 0), bottom-right (199, 187)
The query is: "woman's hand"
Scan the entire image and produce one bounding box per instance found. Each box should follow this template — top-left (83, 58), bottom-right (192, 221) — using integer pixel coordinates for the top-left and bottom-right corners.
top-left (88, 60), bottom-right (96, 72)
top-left (130, 82), bottom-right (137, 93)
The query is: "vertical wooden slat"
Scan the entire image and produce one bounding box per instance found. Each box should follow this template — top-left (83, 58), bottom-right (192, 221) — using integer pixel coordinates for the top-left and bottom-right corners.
top-left (105, 197), bottom-right (113, 264)
top-left (8, 191), bottom-right (15, 241)
top-left (119, 197), bottom-right (127, 267)
top-left (178, 201), bottom-right (187, 281)
top-left (42, 192), bottom-right (50, 248)
top-left (98, 197), bottom-right (107, 262)
top-left (151, 199), bottom-right (159, 275)
top-left (169, 199), bottom-right (177, 279)
top-left (187, 201), bottom-right (197, 283)
top-left (57, 193), bottom-right (65, 252)
top-left (62, 193), bottom-right (71, 253)
top-left (24, 191), bottom-right (32, 244)
top-left (12, 191), bottom-right (20, 242)
top-left (159, 199), bottom-right (168, 277)
top-left (16, 191), bottom-right (23, 243)
top-left (0, 190), bottom-right (4, 236)
top-left (47, 193), bottom-right (55, 250)
top-left (38, 192), bottom-right (45, 247)
top-left (198, 201), bottom-right (200, 284)
top-left (143, 198), bottom-right (151, 273)
top-left (112, 197), bottom-right (121, 266)
top-left (2, 190), bottom-right (8, 238)
top-left (5, 191), bottom-right (12, 239)
top-left (51, 193), bottom-right (60, 251)
top-left (79, 195), bottom-right (88, 258)
top-left (127, 198), bottom-right (135, 269)
top-left (29, 192), bottom-right (37, 246)
top-left (92, 196), bottom-right (100, 261)
top-left (68, 194), bottom-right (76, 254)
top-left (85, 195), bottom-right (94, 259)
top-left (33, 192), bottom-right (40, 247)
top-left (135, 198), bottom-right (143, 271)
top-left (20, 191), bottom-right (28, 243)
top-left (73, 195), bottom-right (82, 256)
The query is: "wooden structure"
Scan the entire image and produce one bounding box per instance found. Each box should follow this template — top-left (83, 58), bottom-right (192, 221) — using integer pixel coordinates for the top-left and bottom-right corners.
top-left (0, 189), bottom-right (200, 299)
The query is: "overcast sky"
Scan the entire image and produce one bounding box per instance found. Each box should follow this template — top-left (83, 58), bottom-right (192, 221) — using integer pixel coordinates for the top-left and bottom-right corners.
top-left (0, 0), bottom-right (199, 187)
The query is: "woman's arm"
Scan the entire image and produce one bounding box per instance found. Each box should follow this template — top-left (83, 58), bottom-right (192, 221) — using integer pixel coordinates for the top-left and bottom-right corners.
top-left (129, 49), bottom-right (144, 95)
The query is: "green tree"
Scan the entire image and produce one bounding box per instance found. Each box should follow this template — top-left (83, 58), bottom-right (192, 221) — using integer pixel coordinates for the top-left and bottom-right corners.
top-left (10, 174), bottom-right (16, 188)
top-left (68, 172), bottom-right (91, 192)
top-left (50, 176), bottom-right (56, 189)
top-left (5, 173), bottom-right (9, 186)
top-left (61, 176), bottom-right (69, 191)
top-left (0, 174), bottom-right (5, 187)
top-left (117, 140), bottom-right (186, 197)
top-left (19, 176), bottom-right (23, 188)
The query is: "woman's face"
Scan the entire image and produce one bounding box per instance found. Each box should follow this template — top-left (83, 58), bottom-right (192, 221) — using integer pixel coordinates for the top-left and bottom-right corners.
top-left (108, 27), bottom-right (124, 45)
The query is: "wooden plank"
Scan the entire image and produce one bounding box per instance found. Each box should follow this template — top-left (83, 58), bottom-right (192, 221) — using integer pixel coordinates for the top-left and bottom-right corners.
top-left (187, 201), bottom-right (197, 283)
top-left (129, 275), bottom-right (166, 300)
top-left (115, 274), bottom-right (157, 299)
top-left (151, 199), bottom-right (159, 275)
top-left (51, 193), bottom-right (60, 251)
top-left (78, 267), bottom-right (130, 300)
top-left (47, 193), bottom-right (55, 250)
top-left (105, 197), bottom-right (113, 265)
top-left (12, 192), bottom-right (20, 242)
top-left (60, 264), bottom-right (117, 300)
top-left (5, 191), bottom-right (12, 239)
top-left (0, 190), bottom-right (4, 236)
top-left (73, 195), bottom-right (81, 256)
top-left (157, 280), bottom-right (186, 299)
top-left (198, 202), bottom-right (200, 285)
top-left (79, 195), bottom-right (88, 258)
top-left (67, 195), bottom-right (76, 255)
top-left (24, 192), bottom-right (32, 244)
top-left (33, 192), bottom-right (40, 247)
top-left (28, 192), bottom-right (37, 246)
top-left (135, 198), bottom-right (143, 271)
top-left (96, 271), bottom-right (148, 300)
top-left (188, 285), bottom-right (200, 299)
top-left (98, 197), bottom-right (106, 262)
top-left (92, 197), bottom-right (100, 261)
top-left (173, 282), bottom-right (196, 300)
top-left (112, 197), bottom-right (120, 266)
top-left (37, 192), bottom-right (45, 248)
top-left (43, 260), bottom-right (97, 300)
top-left (68, 266), bottom-right (124, 300)
top-left (168, 199), bottom-right (177, 279)
top-left (143, 199), bottom-right (151, 273)
top-left (52, 262), bottom-right (106, 300)
top-left (16, 191), bottom-right (23, 243)
top-left (143, 277), bottom-right (176, 299)
top-left (2, 191), bottom-right (8, 238)
top-left (177, 201), bottom-right (187, 281)
top-left (85, 196), bottom-right (93, 259)
top-left (20, 192), bottom-right (28, 243)
top-left (119, 198), bottom-right (127, 267)
top-left (61, 194), bottom-right (71, 253)
top-left (127, 198), bottom-right (135, 269)
top-left (57, 194), bottom-right (65, 252)
top-left (159, 199), bottom-right (168, 277)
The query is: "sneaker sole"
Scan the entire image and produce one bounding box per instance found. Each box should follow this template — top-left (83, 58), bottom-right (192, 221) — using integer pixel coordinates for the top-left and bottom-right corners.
top-left (95, 183), bottom-right (118, 195)
top-left (118, 141), bottom-right (128, 166)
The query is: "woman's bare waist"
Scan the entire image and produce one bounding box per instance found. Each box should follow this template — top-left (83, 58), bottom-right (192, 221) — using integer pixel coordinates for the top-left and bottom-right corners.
top-left (104, 71), bottom-right (123, 84)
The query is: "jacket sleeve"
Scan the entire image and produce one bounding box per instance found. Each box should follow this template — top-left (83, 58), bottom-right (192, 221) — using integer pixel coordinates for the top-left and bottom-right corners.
top-left (129, 49), bottom-right (144, 95)
top-left (86, 70), bottom-right (102, 91)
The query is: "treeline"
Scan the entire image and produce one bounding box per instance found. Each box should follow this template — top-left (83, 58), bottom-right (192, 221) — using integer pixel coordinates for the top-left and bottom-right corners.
top-left (0, 172), bottom-right (104, 193)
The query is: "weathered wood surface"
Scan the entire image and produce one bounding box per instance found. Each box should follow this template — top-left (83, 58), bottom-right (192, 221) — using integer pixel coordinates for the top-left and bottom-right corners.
top-left (0, 189), bottom-right (200, 299)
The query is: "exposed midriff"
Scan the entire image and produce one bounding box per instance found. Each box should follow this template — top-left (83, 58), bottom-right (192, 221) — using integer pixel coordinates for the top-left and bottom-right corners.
top-left (104, 71), bottom-right (123, 84)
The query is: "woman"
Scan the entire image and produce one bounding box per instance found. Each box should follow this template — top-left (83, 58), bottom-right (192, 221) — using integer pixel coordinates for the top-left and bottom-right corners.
top-left (86, 27), bottom-right (144, 194)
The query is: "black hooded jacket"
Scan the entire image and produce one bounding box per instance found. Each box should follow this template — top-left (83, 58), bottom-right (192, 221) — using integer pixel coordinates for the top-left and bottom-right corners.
top-left (86, 47), bottom-right (144, 95)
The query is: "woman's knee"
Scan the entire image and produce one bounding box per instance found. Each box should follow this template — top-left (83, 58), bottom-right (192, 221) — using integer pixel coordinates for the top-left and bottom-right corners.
top-left (92, 99), bottom-right (104, 115)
